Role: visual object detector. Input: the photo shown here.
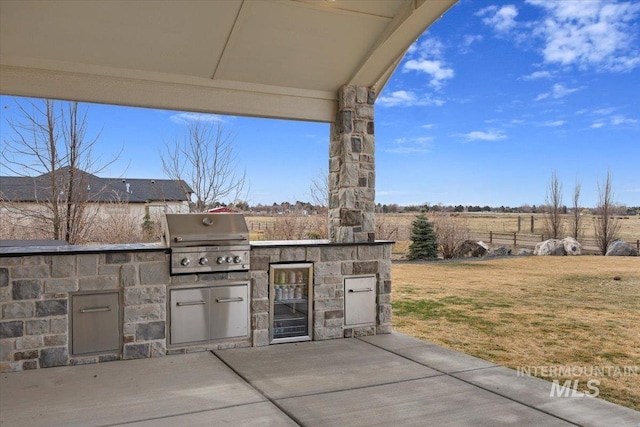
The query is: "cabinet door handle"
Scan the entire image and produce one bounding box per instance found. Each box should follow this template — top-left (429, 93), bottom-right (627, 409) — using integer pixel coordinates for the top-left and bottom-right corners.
top-left (80, 306), bottom-right (112, 313)
top-left (348, 288), bottom-right (373, 293)
top-left (216, 297), bottom-right (244, 303)
top-left (176, 300), bottom-right (206, 306)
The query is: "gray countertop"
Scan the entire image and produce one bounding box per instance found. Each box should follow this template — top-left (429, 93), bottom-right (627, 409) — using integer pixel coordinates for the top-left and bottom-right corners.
top-left (0, 239), bottom-right (395, 257)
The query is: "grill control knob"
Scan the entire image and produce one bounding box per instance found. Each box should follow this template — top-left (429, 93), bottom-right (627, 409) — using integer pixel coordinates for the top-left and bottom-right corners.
top-left (216, 257), bottom-right (225, 264)
top-left (180, 258), bottom-right (191, 267)
top-left (233, 256), bottom-right (242, 263)
top-left (199, 257), bottom-right (208, 266)
top-left (225, 256), bottom-right (233, 263)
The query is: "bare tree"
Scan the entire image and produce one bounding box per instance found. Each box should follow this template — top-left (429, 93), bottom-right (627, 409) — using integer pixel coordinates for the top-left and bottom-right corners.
top-left (309, 168), bottom-right (329, 210)
top-left (594, 171), bottom-right (621, 255)
top-left (543, 170), bottom-right (564, 239)
top-left (89, 192), bottom-right (142, 244)
top-left (570, 180), bottom-right (582, 240)
top-left (431, 212), bottom-right (470, 259)
top-left (1, 99), bottom-right (113, 244)
top-left (264, 209), bottom-right (310, 240)
top-left (376, 214), bottom-right (399, 241)
top-left (307, 167), bottom-right (330, 237)
top-left (161, 120), bottom-right (246, 212)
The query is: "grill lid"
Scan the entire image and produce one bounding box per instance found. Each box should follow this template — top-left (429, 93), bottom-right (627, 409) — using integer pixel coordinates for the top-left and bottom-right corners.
top-left (162, 213), bottom-right (249, 248)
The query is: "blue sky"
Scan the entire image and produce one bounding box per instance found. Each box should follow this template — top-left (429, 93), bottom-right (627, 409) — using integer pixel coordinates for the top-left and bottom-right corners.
top-left (1, 0), bottom-right (639, 208)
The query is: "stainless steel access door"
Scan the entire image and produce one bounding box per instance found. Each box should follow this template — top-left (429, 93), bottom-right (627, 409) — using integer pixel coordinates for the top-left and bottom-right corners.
top-left (170, 287), bottom-right (210, 345)
top-left (71, 292), bottom-right (121, 355)
top-left (344, 275), bottom-right (377, 326)
top-left (210, 284), bottom-right (248, 340)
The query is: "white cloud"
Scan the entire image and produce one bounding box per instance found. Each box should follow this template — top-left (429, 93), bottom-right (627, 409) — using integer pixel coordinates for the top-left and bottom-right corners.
top-left (383, 136), bottom-right (433, 154)
top-left (527, 0), bottom-right (640, 72)
top-left (593, 107), bottom-right (616, 115)
top-left (460, 130), bottom-right (507, 141)
top-left (535, 83), bottom-right (580, 101)
top-left (421, 124), bottom-right (435, 129)
top-left (477, 5), bottom-right (519, 33)
top-left (376, 90), bottom-right (445, 107)
top-left (522, 70), bottom-right (553, 80)
top-left (611, 115), bottom-right (638, 126)
top-left (542, 120), bottom-right (565, 127)
top-left (552, 83), bottom-right (580, 98)
top-left (402, 37), bottom-right (455, 89)
top-left (463, 34), bottom-right (484, 47)
top-left (170, 112), bottom-right (225, 125)
top-left (404, 59), bottom-right (455, 88)
top-left (461, 34), bottom-right (484, 53)
top-left (589, 114), bottom-right (637, 128)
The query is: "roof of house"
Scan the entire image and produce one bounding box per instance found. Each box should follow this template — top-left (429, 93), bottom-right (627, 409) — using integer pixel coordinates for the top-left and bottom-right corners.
top-left (0, 168), bottom-right (193, 203)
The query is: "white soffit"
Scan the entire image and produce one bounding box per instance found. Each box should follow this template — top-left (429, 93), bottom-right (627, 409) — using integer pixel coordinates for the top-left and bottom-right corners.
top-left (0, 0), bottom-right (456, 122)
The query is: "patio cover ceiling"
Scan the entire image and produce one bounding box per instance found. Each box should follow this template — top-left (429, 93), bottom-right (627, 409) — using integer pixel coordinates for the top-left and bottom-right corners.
top-left (0, 0), bottom-right (456, 122)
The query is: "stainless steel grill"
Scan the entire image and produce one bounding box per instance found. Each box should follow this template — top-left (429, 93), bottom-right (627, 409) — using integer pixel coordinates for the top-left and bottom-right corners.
top-left (162, 213), bottom-right (250, 275)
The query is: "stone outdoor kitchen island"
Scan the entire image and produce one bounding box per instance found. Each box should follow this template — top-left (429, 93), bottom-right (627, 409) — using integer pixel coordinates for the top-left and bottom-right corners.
top-left (0, 238), bottom-right (392, 371)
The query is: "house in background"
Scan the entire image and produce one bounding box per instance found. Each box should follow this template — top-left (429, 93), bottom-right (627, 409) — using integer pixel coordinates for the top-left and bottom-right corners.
top-left (0, 168), bottom-right (192, 242)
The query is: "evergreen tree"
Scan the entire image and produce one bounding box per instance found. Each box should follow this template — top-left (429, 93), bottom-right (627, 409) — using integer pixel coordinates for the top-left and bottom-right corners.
top-left (408, 214), bottom-right (439, 260)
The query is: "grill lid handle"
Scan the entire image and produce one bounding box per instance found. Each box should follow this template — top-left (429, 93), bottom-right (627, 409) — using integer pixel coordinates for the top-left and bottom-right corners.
top-left (172, 234), bottom-right (248, 244)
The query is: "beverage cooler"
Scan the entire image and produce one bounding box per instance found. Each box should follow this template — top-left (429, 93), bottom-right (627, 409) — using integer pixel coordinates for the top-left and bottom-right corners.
top-left (269, 263), bottom-right (313, 343)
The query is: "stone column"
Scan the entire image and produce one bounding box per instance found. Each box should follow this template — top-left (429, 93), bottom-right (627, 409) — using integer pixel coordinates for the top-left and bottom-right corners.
top-left (329, 85), bottom-right (375, 243)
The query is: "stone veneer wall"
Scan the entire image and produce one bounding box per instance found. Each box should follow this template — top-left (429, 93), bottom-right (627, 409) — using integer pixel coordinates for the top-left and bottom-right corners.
top-left (0, 250), bottom-right (169, 371)
top-left (250, 242), bottom-right (392, 346)
top-left (329, 85), bottom-right (376, 243)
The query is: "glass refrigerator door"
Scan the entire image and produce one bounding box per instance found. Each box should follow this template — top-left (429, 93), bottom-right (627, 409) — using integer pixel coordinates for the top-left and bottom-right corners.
top-left (270, 263), bottom-right (312, 343)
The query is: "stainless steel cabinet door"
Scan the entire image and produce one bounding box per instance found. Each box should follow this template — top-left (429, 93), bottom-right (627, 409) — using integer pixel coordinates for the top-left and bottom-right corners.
top-left (344, 276), bottom-right (377, 326)
top-left (210, 284), bottom-right (248, 340)
top-left (170, 288), bottom-right (210, 345)
top-left (72, 292), bottom-right (120, 355)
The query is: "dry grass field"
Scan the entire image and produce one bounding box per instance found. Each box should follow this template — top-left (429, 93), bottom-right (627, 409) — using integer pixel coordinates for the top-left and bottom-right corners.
top-left (247, 212), bottom-right (640, 257)
top-left (378, 212), bottom-right (640, 257)
top-left (392, 257), bottom-right (640, 410)
top-left (377, 212), bottom-right (640, 236)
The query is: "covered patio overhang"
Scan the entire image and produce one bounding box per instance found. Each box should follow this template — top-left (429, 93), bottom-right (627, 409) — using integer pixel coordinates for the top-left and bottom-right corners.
top-left (0, 0), bottom-right (457, 242)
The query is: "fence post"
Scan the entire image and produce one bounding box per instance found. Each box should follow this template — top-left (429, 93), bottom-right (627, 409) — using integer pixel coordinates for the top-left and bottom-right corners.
top-left (518, 216), bottom-right (521, 232)
top-left (489, 231), bottom-right (493, 244)
top-left (541, 234), bottom-right (544, 242)
top-left (637, 239), bottom-right (639, 252)
top-left (514, 232), bottom-right (517, 247)
top-left (531, 215), bottom-right (535, 233)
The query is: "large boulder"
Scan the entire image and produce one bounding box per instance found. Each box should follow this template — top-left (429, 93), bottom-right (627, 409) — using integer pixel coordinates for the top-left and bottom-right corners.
top-left (561, 237), bottom-right (582, 256)
top-left (518, 248), bottom-right (533, 256)
top-left (487, 246), bottom-right (511, 257)
top-left (605, 240), bottom-right (639, 256)
top-left (453, 240), bottom-right (488, 258)
top-left (477, 241), bottom-right (490, 251)
top-left (534, 239), bottom-right (565, 255)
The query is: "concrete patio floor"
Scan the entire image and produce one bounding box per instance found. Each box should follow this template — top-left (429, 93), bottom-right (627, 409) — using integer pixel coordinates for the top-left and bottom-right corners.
top-left (1, 333), bottom-right (638, 426)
